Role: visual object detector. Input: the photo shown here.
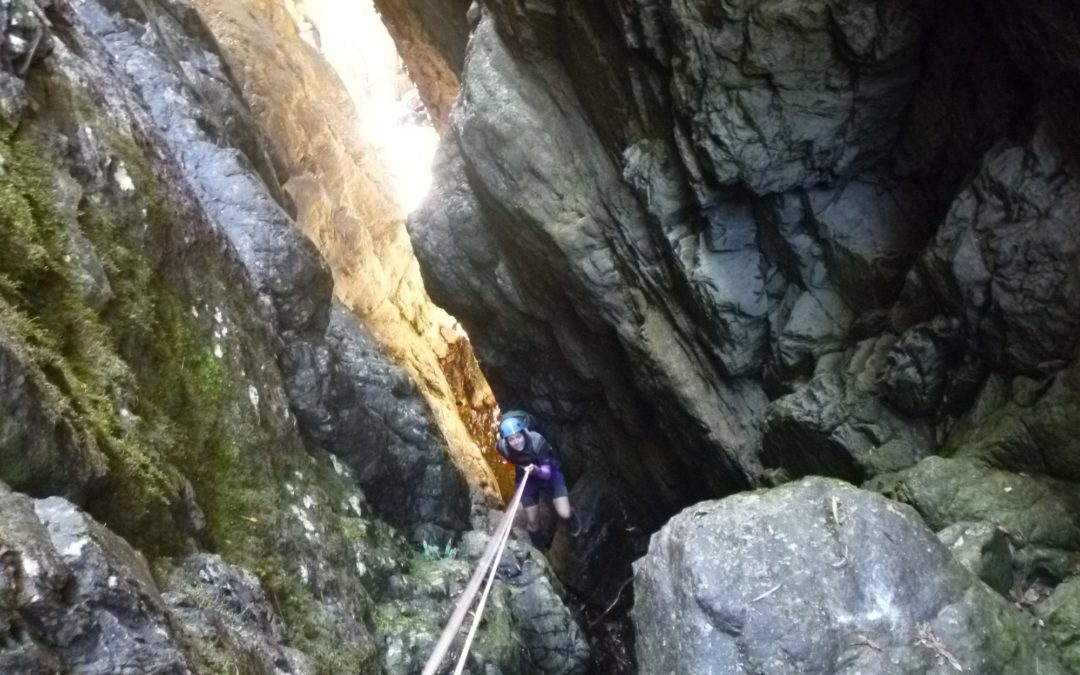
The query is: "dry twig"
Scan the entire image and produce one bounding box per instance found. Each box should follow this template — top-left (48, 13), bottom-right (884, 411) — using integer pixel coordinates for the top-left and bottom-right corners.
top-left (751, 582), bottom-right (783, 602)
top-left (832, 544), bottom-right (849, 568)
top-left (914, 624), bottom-right (963, 671)
top-left (588, 576), bottom-right (635, 628)
top-left (850, 634), bottom-right (882, 652)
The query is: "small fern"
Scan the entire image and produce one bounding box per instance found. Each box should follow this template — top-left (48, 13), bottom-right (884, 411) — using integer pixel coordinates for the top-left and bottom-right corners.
top-left (419, 539), bottom-right (458, 560)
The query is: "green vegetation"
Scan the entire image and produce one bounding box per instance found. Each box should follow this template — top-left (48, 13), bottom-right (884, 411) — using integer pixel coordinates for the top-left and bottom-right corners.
top-left (0, 79), bottom-right (397, 671)
top-left (420, 538), bottom-right (459, 560)
top-left (0, 119), bottom-right (177, 534)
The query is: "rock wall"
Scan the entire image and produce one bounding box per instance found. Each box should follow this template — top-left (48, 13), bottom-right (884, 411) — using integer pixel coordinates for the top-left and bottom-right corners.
top-left (189, 0), bottom-right (500, 511)
top-left (5, 0), bottom-right (1080, 670)
top-left (371, 0), bottom-right (472, 130)
top-left (398, 0), bottom-right (1080, 662)
top-left (0, 0), bottom-right (582, 672)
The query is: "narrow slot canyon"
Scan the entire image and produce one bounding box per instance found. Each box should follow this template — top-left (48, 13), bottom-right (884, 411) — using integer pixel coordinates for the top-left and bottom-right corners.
top-left (1, 0), bottom-right (1080, 674)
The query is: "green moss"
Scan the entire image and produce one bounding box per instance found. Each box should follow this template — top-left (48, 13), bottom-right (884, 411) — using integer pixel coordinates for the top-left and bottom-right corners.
top-left (78, 176), bottom-right (383, 671)
top-left (1, 69), bottom-right (407, 673)
top-left (0, 120), bottom-right (178, 531)
top-left (473, 587), bottom-right (521, 667)
top-left (947, 369), bottom-right (1080, 482)
top-left (1038, 579), bottom-right (1080, 668)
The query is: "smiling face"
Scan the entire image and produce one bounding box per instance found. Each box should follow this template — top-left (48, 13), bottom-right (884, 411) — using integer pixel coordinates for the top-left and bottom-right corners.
top-left (506, 431), bottom-right (526, 451)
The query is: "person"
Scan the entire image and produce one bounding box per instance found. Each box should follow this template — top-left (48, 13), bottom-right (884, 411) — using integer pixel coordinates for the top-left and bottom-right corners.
top-left (496, 416), bottom-right (580, 549)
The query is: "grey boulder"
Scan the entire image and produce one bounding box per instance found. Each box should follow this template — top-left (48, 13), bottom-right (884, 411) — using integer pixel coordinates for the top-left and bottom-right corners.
top-left (633, 477), bottom-right (1065, 674)
top-left (0, 484), bottom-right (310, 674)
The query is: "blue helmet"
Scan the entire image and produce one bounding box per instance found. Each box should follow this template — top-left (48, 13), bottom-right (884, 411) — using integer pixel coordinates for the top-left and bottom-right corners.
top-left (499, 416), bottom-right (526, 438)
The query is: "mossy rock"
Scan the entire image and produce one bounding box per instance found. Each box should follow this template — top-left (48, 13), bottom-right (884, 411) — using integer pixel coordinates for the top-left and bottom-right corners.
top-left (1037, 577), bottom-right (1080, 672)
top-left (0, 52), bottom-right (407, 673)
top-left (0, 117), bottom-right (184, 537)
top-left (870, 456), bottom-right (1080, 579)
top-left (947, 367), bottom-right (1080, 481)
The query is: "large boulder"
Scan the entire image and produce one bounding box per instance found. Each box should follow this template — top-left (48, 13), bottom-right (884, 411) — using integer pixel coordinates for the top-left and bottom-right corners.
top-left (634, 477), bottom-right (1066, 674)
top-left (0, 482), bottom-right (342, 674)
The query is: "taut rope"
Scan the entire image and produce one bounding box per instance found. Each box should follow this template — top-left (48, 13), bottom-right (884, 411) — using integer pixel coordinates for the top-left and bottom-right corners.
top-left (421, 466), bottom-right (533, 675)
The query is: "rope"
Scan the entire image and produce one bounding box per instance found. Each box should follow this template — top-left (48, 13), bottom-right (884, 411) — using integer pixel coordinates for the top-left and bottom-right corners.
top-left (452, 488), bottom-right (518, 675)
top-left (421, 466), bottom-right (533, 675)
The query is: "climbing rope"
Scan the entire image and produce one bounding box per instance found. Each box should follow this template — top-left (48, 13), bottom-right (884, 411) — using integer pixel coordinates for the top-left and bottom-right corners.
top-left (421, 466), bottom-right (533, 675)
top-left (452, 488), bottom-right (519, 675)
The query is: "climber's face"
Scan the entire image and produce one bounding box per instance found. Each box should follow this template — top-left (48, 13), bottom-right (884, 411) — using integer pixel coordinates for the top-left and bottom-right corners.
top-left (507, 431), bottom-right (526, 451)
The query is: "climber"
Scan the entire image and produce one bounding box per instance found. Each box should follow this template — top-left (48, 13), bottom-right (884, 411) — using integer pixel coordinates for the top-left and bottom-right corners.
top-left (496, 416), bottom-right (580, 549)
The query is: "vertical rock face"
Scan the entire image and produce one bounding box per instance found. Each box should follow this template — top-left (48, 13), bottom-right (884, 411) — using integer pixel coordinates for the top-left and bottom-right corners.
top-left (371, 0), bottom-right (472, 130)
top-left (323, 302), bottom-right (469, 542)
top-left (5, 0), bottom-right (1080, 669)
top-left (413, 13), bottom-right (772, 555)
top-left (906, 127), bottom-right (1080, 374)
top-left (400, 0), bottom-right (1080, 643)
top-left (0, 0), bottom-right (584, 671)
top-left (189, 0), bottom-right (501, 511)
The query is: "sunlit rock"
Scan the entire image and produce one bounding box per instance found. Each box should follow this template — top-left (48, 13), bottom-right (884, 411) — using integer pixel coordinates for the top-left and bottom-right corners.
top-left (193, 0), bottom-right (500, 507)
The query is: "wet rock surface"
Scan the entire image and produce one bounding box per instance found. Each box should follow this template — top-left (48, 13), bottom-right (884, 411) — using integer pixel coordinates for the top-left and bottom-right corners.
top-left (49, 0), bottom-right (477, 540)
top-left (0, 485), bottom-right (193, 674)
top-left (0, 0), bottom-right (573, 671)
top-left (324, 301), bottom-right (470, 543)
top-left (192, 0), bottom-right (500, 512)
top-left (5, 0), bottom-right (1080, 671)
